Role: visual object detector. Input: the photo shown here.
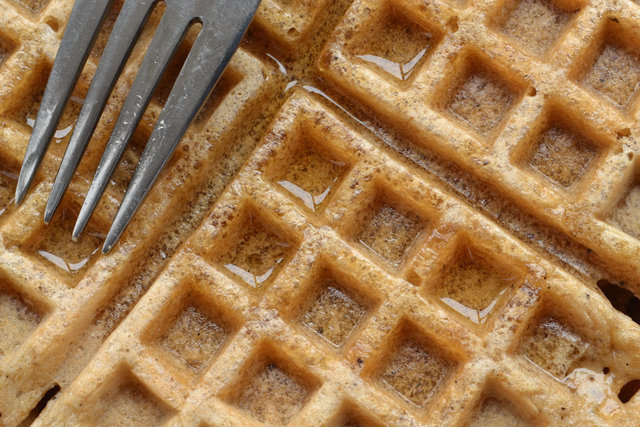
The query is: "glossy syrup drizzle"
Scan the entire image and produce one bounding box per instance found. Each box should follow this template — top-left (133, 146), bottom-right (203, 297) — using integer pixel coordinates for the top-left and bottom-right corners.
top-left (219, 213), bottom-right (292, 289)
top-left (275, 145), bottom-right (347, 212)
top-left (438, 247), bottom-right (519, 324)
top-left (33, 209), bottom-right (104, 281)
top-left (0, 163), bottom-right (18, 216)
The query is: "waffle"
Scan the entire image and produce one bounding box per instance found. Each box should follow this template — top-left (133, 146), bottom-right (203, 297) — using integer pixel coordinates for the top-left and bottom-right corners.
top-left (1, 0), bottom-right (640, 425)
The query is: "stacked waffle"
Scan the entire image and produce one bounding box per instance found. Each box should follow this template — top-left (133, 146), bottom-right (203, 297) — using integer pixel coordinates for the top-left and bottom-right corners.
top-left (0, 0), bottom-right (639, 425)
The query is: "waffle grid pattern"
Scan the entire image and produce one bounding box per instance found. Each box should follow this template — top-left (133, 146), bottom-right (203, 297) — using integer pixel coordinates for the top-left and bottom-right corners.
top-left (0, 0), bottom-right (640, 425)
top-left (318, 0), bottom-right (640, 286)
top-left (0, 0), bottom-right (281, 423)
top-left (27, 95), bottom-right (640, 425)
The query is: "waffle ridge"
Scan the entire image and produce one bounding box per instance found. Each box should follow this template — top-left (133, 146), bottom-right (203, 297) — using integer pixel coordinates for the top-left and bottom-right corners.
top-left (1, 0), bottom-right (640, 425)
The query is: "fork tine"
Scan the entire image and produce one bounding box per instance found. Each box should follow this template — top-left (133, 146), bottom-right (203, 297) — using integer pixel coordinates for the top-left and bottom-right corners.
top-left (44, 0), bottom-right (158, 223)
top-left (102, 1), bottom-right (260, 253)
top-left (73, 9), bottom-right (191, 240)
top-left (15, 0), bottom-right (113, 205)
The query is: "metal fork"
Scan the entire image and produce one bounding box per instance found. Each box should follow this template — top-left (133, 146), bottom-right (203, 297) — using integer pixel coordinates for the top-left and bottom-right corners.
top-left (15, 0), bottom-right (261, 253)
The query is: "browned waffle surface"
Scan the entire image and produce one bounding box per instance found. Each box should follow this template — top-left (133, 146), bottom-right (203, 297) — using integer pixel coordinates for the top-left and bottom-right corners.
top-left (1, 0), bottom-right (640, 425)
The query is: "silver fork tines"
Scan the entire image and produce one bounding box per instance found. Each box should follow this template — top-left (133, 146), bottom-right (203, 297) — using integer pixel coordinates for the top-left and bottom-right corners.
top-left (16, 0), bottom-right (261, 253)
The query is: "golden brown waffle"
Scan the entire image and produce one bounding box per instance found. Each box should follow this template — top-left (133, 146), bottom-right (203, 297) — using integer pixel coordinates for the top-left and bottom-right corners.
top-left (1, 0), bottom-right (640, 425)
